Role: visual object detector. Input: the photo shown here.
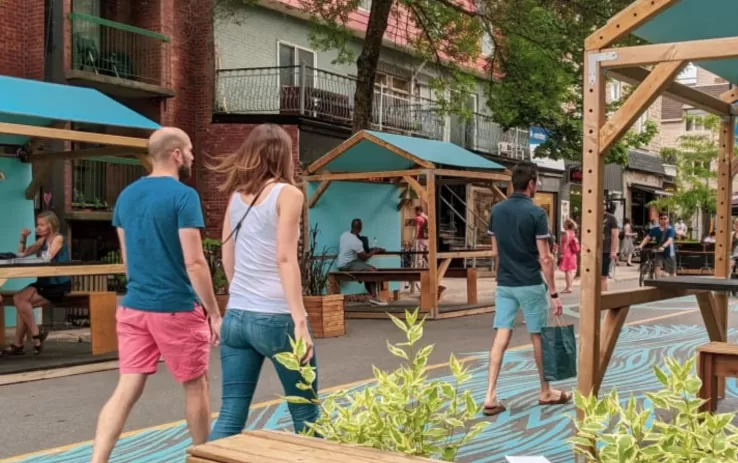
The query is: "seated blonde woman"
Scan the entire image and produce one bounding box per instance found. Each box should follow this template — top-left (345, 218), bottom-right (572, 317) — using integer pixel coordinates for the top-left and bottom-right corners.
top-left (2, 211), bottom-right (71, 356)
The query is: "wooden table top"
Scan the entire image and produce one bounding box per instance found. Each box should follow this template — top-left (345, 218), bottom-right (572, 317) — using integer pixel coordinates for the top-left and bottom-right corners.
top-left (188, 430), bottom-right (442, 463)
top-left (644, 276), bottom-right (738, 292)
top-left (0, 262), bottom-right (125, 279)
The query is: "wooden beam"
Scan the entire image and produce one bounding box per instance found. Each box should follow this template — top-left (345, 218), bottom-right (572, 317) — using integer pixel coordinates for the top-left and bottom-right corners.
top-left (578, 51), bottom-right (607, 403)
top-left (714, 116), bottom-right (734, 398)
top-left (30, 146), bottom-right (146, 163)
top-left (308, 181), bottom-right (331, 208)
top-left (490, 184), bottom-right (507, 200)
top-left (732, 160), bottom-right (738, 179)
top-left (585, 0), bottom-right (680, 50)
top-left (24, 161), bottom-right (53, 200)
top-left (608, 67), bottom-right (732, 116)
top-left (402, 175), bottom-right (428, 203)
top-left (304, 169), bottom-right (424, 182)
top-left (437, 250), bottom-right (495, 259)
top-left (433, 169), bottom-right (510, 182)
top-left (601, 287), bottom-right (705, 311)
top-left (721, 87), bottom-right (738, 104)
top-left (437, 258), bottom-right (452, 284)
top-left (596, 306), bottom-right (630, 391)
top-left (600, 37), bottom-right (738, 69)
top-left (363, 132), bottom-right (434, 169)
top-left (0, 264), bottom-right (125, 279)
top-left (306, 131), bottom-right (365, 174)
top-left (426, 170), bottom-right (439, 319)
top-left (0, 122), bottom-right (149, 149)
top-left (135, 153), bottom-right (152, 172)
top-left (696, 292), bottom-right (727, 343)
top-left (599, 61), bottom-right (686, 155)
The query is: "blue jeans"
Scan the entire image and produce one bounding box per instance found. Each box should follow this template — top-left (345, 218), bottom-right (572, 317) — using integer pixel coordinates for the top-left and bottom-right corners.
top-left (209, 310), bottom-right (319, 441)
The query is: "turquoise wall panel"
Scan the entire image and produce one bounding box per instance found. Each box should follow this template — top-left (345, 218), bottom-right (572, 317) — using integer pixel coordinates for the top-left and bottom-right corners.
top-left (0, 158), bottom-right (36, 327)
top-left (323, 140), bottom-right (414, 172)
top-left (307, 181), bottom-right (401, 295)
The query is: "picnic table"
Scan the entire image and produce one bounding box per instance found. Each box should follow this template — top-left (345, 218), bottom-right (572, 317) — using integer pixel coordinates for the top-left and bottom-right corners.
top-left (0, 261), bottom-right (125, 354)
top-left (187, 430), bottom-right (443, 463)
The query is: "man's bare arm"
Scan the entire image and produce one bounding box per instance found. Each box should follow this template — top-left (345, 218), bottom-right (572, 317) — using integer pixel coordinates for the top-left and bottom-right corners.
top-left (490, 236), bottom-right (499, 275)
top-left (611, 228), bottom-right (619, 255)
top-left (180, 228), bottom-right (221, 320)
top-left (536, 240), bottom-right (557, 294)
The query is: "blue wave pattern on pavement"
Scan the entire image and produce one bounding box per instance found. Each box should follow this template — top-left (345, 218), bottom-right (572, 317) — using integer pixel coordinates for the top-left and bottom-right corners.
top-left (10, 324), bottom-right (737, 463)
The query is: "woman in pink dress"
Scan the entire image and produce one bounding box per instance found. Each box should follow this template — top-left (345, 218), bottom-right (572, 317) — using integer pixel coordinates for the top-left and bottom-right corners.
top-left (559, 218), bottom-right (579, 293)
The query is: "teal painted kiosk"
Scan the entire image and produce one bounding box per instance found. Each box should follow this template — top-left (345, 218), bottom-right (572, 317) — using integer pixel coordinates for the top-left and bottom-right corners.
top-left (0, 75), bottom-right (158, 357)
top-left (304, 130), bottom-right (511, 320)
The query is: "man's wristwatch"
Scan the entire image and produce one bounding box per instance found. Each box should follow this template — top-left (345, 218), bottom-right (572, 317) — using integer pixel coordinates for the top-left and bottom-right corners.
top-left (550, 292), bottom-right (559, 299)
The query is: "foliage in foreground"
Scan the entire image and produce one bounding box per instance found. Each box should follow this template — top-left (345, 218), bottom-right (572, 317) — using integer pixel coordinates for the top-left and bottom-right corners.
top-left (275, 309), bottom-right (488, 461)
top-left (570, 357), bottom-right (738, 462)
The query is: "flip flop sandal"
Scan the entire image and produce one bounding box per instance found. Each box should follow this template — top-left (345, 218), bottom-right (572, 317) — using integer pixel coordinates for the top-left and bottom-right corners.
top-left (482, 403), bottom-right (506, 416)
top-left (538, 391), bottom-right (572, 406)
top-left (33, 327), bottom-right (49, 356)
top-left (2, 344), bottom-right (25, 356)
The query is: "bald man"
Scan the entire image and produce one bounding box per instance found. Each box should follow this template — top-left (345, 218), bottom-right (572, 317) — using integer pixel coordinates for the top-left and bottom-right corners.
top-left (92, 127), bottom-right (221, 462)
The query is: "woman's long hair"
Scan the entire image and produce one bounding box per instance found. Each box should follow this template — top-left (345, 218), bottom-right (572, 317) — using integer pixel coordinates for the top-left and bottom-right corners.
top-left (207, 124), bottom-right (295, 195)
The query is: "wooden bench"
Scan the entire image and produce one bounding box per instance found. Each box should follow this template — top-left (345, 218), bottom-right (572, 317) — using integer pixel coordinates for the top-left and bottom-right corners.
top-left (328, 268), bottom-right (478, 311)
top-left (188, 429), bottom-right (443, 462)
top-left (0, 290), bottom-right (117, 355)
top-left (697, 342), bottom-right (738, 412)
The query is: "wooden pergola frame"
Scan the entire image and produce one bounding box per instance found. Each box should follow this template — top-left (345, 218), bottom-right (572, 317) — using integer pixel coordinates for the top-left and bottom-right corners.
top-left (579, 0), bottom-right (736, 404)
top-left (0, 121), bottom-right (152, 200)
top-left (304, 131), bottom-right (512, 319)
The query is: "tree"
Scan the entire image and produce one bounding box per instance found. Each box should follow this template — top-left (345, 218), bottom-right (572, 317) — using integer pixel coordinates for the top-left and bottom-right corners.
top-left (216, 0), bottom-right (657, 163)
top-left (651, 114), bottom-right (720, 221)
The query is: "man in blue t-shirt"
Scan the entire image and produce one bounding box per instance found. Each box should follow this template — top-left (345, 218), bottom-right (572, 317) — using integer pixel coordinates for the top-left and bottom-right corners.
top-left (638, 211), bottom-right (676, 277)
top-left (92, 127), bottom-right (221, 463)
top-left (483, 163), bottom-right (569, 418)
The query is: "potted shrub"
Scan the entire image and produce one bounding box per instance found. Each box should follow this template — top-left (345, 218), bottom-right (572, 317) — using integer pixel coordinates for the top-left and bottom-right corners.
top-left (570, 356), bottom-right (738, 461)
top-left (203, 238), bottom-right (229, 316)
top-left (301, 224), bottom-right (345, 338)
top-left (275, 309), bottom-right (488, 461)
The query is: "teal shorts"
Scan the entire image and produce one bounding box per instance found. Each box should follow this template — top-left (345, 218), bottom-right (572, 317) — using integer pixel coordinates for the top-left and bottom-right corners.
top-left (494, 284), bottom-right (548, 334)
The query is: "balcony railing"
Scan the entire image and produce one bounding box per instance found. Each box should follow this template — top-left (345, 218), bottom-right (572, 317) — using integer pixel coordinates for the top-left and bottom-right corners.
top-left (72, 158), bottom-right (147, 212)
top-left (68, 12), bottom-right (171, 87)
top-left (215, 65), bottom-right (529, 159)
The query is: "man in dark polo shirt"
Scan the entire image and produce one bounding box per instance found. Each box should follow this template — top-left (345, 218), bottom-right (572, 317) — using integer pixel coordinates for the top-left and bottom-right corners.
top-left (483, 163), bottom-right (569, 417)
top-left (602, 201), bottom-right (619, 291)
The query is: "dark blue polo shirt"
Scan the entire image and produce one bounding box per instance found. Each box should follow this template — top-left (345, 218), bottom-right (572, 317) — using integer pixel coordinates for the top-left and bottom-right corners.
top-left (488, 193), bottom-right (550, 287)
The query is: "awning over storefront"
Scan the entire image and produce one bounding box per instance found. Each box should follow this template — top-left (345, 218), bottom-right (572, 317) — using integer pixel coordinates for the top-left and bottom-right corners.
top-left (631, 183), bottom-right (671, 196)
top-left (0, 75), bottom-right (159, 146)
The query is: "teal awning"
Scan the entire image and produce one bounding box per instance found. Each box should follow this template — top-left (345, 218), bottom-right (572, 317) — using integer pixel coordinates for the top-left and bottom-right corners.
top-left (318, 130), bottom-right (505, 173)
top-left (0, 75), bottom-right (160, 145)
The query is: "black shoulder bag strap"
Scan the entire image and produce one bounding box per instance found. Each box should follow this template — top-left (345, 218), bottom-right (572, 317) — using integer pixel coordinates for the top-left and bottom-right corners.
top-left (222, 182), bottom-right (272, 245)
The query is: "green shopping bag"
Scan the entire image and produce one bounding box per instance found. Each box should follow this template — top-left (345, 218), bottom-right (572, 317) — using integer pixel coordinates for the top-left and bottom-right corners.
top-left (541, 317), bottom-right (577, 381)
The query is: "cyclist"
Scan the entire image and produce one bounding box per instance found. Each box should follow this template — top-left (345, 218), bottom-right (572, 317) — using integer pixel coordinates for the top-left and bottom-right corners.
top-left (638, 211), bottom-right (676, 277)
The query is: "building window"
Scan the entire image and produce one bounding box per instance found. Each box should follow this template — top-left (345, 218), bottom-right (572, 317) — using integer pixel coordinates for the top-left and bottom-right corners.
top-left (677, 63), bottom-right (697, 85)
top-left (610, 81), bottom-right (622, 102)
top-left (685, 109), bottom-right (707, 132)
top-left (278, 42), bottom-right (316, 88)
top-left (633, 113), bottom-right (647, 134)
top-left (481, 32), bottom-right (494, 56)
top-left (359, 0), bottom-right (371, 10)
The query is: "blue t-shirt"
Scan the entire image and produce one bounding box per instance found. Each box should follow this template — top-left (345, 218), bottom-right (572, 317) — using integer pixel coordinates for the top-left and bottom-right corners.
top-left (112, 177), bottom-right (205, 313)
top-left (648, 225), bottom-right (676, 258)
top-left (488, 193), bottom-right (550, 287)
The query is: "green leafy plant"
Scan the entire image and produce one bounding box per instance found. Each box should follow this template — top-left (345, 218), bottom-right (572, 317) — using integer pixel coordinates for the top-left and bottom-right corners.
top-left (570, 356), bottom-right (738, 462)
top-left (300, 224), bottom-right (337, 296)
top-left (274, 309), bottom-right (488, 461)
top-left (202, 238), bottom-right (228, 294)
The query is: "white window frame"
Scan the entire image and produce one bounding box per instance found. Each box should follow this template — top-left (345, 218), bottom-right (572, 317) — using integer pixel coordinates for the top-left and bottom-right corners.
top-left (610, 81), bottom-right (622, 102)
top-left (276, 40), bottom-right (318, 90)
top-left (481, 32), bottom-right (494, 56)
top-left (633, 113), bottom-right (647, 134)
top-left (685, 109), bottom-right (707, 132)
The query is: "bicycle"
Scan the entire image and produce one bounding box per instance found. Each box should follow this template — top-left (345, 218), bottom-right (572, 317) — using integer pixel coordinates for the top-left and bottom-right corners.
top-left (638, 246), bottom-right (658, 287)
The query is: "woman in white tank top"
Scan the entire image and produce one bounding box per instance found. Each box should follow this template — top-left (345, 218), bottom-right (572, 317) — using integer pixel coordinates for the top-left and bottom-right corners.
top-left (207, 124), bottom-right (318, 441)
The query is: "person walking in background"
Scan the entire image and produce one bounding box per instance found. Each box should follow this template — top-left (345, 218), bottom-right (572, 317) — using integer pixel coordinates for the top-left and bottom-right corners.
top-left (92, 127), bottom-right (222, 463)
top-left (620, 218), bottom-right (637, 266)
top-left (602, 202), bottom-right (619, 291)
top-left (207, 124), bottom-right (318, 440)
top-left (558, 218), bottom-right (579, 293)
top-left (483, 163), bottom-right (568, 417)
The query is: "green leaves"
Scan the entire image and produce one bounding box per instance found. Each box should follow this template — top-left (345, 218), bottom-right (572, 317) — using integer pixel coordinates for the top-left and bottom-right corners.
top-left (273, 308), bottom-right (487, 461)
top-left (569, 356), bottom-right (738, 462)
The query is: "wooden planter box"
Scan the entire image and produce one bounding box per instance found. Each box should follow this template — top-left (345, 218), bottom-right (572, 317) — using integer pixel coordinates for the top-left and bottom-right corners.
top-left (304, 294), bottom-right (345, 338)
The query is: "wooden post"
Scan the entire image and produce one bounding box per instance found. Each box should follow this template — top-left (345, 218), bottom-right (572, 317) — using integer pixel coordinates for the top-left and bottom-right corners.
top-left (713, 115), bottom-right (734, 398)
top-left (426, 170), bottom-right (439, 319)
top-left (577, 51), bottom-right (607, 403)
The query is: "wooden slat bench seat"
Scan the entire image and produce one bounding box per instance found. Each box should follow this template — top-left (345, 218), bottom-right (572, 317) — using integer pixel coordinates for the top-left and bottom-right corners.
top-left (188, 429), bottom-right (443, 463)
top-left (697, 342), bottom-right (738, 412)
top-left (0, 290), bottom-right (117, 355)
top-left (328, 267), bottom-right (479, 310)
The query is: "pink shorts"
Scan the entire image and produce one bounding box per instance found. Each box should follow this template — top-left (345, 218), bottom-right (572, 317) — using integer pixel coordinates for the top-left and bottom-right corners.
top-left (116, 305), bottom-right (211, 383)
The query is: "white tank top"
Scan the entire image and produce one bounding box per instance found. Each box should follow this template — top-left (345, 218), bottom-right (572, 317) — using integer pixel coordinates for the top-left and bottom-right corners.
top-left (226, 183), bottom-right (290, 314)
